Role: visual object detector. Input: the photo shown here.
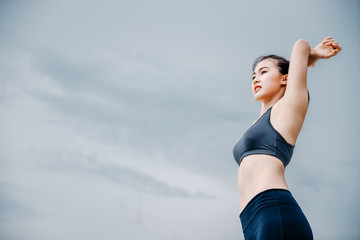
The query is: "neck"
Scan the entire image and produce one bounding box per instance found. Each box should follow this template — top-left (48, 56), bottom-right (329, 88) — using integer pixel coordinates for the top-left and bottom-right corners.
top-left (260, 95), bottom-right (283, 115)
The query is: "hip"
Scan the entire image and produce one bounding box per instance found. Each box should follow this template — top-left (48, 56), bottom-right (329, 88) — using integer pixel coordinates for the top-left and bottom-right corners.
top-left (239, 189), bottom-right (313, 240)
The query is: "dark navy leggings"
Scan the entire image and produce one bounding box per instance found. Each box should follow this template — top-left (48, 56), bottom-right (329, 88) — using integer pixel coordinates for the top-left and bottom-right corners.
top-left (239, 189), bottom-right (313, 240)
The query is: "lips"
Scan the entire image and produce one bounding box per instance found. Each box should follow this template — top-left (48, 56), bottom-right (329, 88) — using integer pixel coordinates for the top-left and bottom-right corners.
top-left (254, 85), bottom-right (261, 93)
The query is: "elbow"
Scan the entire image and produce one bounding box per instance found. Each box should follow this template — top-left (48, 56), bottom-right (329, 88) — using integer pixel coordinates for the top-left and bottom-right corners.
top-left (295, 39), bottom-right (310, 47)
top-left (293, 39), bottom-right (311, 54)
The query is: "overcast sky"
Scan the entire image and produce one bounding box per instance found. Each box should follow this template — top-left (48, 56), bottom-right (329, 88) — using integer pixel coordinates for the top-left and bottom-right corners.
top-left (0, 0), bottom-right (359, 239)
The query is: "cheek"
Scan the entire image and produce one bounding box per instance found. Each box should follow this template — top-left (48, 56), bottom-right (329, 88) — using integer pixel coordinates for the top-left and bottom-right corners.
top-left (262, 81), bottom-right (280, 93)
top-left (267, 75), bottom-right (281, 88)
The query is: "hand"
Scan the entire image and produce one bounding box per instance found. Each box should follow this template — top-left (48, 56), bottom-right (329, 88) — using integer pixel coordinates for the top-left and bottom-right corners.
top-left (313, 36), bottom-right (342, 59)
top-left (308, 36), bottom-right (342, 67)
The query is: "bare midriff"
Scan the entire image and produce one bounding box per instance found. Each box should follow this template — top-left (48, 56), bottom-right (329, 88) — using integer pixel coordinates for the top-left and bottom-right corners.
top-left (238, 154), bottom-right (289, 214)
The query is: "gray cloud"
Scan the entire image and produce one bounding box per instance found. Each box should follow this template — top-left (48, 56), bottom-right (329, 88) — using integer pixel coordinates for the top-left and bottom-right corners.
top-left (40, 151), bottom-right (214, 199)
top-left (1, 0), bottom-right (359, 239)
top-left (0, 187), bottom-right (36, 219)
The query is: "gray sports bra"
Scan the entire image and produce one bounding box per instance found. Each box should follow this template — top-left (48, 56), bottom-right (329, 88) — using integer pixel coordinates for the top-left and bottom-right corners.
top-left (233, 107), bottom-right (295, 166)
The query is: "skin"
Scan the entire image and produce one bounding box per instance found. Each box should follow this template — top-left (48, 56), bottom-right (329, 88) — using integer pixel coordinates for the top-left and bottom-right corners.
top-left (238, 36), bottom-right (342, 213)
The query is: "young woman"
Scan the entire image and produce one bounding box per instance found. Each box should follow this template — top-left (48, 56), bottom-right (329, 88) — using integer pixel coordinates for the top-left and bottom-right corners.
top-left (233, 37), bottom-right (341, 240)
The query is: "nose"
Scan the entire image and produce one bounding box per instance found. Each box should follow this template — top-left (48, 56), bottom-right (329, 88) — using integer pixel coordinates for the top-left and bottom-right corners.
top-left (253, 77), bottom-right (260, 84)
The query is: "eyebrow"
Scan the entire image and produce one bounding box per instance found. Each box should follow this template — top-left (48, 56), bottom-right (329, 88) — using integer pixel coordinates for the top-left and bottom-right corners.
top-left (252, 66), bottom-right (269, 76)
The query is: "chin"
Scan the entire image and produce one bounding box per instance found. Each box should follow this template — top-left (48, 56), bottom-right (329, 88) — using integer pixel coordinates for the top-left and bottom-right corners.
top-left (253, 94), bottom-right (263, 101)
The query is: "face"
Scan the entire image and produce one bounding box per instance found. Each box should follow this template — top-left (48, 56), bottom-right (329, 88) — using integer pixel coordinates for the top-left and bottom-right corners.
top-left (251, 59), bottom-right (287, 102)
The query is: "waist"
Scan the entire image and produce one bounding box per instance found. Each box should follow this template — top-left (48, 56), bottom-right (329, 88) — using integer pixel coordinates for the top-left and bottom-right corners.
top-left (238, 155), bottom-right (288, 213)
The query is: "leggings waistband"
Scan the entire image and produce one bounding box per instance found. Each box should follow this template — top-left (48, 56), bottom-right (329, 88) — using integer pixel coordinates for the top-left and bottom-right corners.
top-left (240, 188), bottom-right (299, 231)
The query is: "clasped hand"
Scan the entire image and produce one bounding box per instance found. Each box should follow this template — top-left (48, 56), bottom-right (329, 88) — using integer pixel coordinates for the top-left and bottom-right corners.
top-left (308, 36), bottom-right (342, 67)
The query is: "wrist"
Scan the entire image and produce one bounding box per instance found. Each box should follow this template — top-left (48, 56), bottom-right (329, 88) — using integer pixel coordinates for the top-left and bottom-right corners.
top-left (308, 49), bottom-right (319, 67)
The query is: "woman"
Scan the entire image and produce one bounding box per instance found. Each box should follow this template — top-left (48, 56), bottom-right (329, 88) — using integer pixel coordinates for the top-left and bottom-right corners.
top-left (233, 37), bottom-right (341, 240)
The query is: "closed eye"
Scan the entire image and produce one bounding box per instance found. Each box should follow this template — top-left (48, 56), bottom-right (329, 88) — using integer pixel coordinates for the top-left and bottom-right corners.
top-left (252, 71), bottom-right (266, 80)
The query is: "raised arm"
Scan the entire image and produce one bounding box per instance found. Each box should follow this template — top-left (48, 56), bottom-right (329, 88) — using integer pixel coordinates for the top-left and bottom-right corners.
top-left (283, 39), bottom-right (311, 110)
top-left (273, 37), bottom-right (341, 145)
top-left (283, 37), bottom-right (341, 110)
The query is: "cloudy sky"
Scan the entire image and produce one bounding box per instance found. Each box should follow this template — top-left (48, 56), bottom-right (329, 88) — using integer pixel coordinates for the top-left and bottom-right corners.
top-left (0, 0), bottom-right (359, 239)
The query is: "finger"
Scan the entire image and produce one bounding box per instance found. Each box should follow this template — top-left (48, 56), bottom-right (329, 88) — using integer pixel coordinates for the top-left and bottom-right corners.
top-left (325, 39), bottom-right (336, 45)
top-left (333, 44), bottom-right (342, 51)
top-left (332, 47), bottom-right (341, 54)
top-left (330, 44), bottom-right (341, 52)
top-left (324, 36), bottom-right (333, 41)
top-left (323, 39), bottom-right (335, 44)
top-left (332, 49), bottom-right (340, 56)
top-left (324, 42), bottom-right (332, 46)
top-left (327, 50), bottom-right (339, 58)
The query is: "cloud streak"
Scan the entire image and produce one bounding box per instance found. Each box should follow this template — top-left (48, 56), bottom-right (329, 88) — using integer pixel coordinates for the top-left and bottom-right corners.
top-left (0, 0), bottom-right (359, 239)
top-left (40, 151), bottom-right (214, 199)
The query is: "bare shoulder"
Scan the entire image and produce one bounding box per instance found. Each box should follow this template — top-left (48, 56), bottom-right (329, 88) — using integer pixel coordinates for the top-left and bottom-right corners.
top-left (270, 99), bottom-right (309, 146)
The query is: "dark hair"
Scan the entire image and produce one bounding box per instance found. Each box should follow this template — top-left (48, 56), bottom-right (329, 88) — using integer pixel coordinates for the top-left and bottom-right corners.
top-left (252, 54), bottom-right (310, 103)
top-left (252, 55), bottom-right (289, 75)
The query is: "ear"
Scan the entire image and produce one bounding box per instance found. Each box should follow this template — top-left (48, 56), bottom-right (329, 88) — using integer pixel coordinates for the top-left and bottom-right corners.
top-left (280, 74), bottom-right (288, 86)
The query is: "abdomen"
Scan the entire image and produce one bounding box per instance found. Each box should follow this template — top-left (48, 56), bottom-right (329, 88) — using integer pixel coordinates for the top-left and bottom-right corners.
top-left (238, 154), bottom-right (289, 213)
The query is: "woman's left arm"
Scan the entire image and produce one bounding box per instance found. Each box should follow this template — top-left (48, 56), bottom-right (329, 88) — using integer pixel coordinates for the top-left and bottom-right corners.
top-left (283, 39), bottom-right (312, 111)
top-left (274, 37), bottom-right (341, 145)
top-left (308, 36), bottom-right (342, 67)
top-left (284, 37), bottom-right (342, 111)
